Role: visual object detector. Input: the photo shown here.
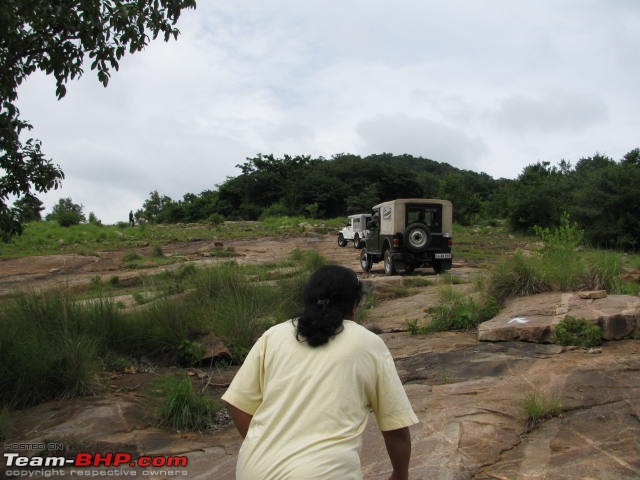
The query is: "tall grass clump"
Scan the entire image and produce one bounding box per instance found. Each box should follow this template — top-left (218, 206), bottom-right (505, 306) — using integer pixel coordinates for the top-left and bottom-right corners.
top-left (123, 298), bottom-right (205, 361)
top-left (0, 292), bottom-right (100, 408)
top-left (523, 391), bottom-right (562, 431)
top-left (151, 375), bottom-right (220, 432)
top-left (189, 263), bottom-right (284, 359)
top-left (487, 252), bottom-right (550, 305)
top-left (425, 286), bottom-right (499, 332)
top-left (488, 215), bottom-right (624, 305)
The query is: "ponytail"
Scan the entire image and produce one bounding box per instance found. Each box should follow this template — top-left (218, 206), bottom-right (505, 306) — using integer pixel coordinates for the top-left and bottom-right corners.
top-left (295, 265), bottom-right (362, 347)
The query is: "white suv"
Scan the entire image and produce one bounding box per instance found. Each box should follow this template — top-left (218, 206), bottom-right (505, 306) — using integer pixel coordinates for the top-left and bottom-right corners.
top-left (337, 213), bottom-right (371, 249)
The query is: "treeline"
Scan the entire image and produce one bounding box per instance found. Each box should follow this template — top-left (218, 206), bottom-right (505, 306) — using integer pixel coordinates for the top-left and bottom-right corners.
top-left (137, 150), bottom-right (640, 251)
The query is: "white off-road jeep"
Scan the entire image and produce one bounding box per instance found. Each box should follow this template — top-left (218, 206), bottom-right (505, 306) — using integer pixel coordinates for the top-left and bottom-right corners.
top-left (337, 213), bottom-right (371, 249)
top-left (360, 199), bottom-right (453, 275)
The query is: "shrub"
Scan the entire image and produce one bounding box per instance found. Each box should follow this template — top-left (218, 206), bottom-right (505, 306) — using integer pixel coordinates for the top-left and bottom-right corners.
top-left (534, 213), bottom-right (584, 253)
top-left (554, 316), bottom-right (602, 347)
top-left (152, 375), bottom-right (220, 432)
top-left (208, 213), bottom-right (225, 226)
top-left (46, 198), bottom-right (86, 227)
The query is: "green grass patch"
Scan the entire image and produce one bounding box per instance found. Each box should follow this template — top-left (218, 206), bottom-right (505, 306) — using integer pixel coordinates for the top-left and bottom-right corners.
top-left (424, 287), bottom-right (499, 332)
top-left (0, 217), bottom-right (346, 258)
top-left (149, 374), bottom-right (222, 432)
top-left (453, 223), bottom-right (531, 264)
top-left (487, 247), bottom-right (624, 306)
top-left (523, 391), bottom-right (562, 431)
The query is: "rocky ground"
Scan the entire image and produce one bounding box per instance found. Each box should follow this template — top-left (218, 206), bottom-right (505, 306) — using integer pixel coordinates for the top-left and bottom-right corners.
top-left (2, 232), bottom-right (639, 479)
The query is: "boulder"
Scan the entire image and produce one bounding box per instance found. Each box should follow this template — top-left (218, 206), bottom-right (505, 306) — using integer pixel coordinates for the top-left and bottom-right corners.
top-left (478, 292), bottom-right (640, 343)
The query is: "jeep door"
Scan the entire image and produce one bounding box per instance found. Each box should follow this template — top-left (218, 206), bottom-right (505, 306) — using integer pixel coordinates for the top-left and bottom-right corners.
top-left (366, 208), bottom-right (382, 253)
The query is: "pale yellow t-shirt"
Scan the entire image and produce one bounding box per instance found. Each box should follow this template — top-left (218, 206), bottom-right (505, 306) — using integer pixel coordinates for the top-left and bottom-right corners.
top-left (221, 319), bottom-right (419, 480)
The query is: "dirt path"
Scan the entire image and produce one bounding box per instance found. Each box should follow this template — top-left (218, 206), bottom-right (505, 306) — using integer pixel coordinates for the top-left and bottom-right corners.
top-left (0, 232), bottom-right (466, 296)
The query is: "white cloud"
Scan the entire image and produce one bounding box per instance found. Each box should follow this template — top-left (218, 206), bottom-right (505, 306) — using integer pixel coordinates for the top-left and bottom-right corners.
top-left (12, 0), bottom-right (640, 223)
top-left (489, 91), bottom-right (608, 134)
top-left (356, 114), bottom-right (488, 169)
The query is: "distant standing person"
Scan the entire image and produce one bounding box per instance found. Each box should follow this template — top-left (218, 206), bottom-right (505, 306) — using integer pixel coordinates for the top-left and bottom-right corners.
top-left (222, 265), bottom-right (418, 480)
top-left (128, 210), bottom-right (135, 227)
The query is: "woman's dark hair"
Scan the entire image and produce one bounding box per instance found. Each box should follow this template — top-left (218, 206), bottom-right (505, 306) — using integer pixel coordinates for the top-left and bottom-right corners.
top-left (296, 265), bottom-right (363, 347)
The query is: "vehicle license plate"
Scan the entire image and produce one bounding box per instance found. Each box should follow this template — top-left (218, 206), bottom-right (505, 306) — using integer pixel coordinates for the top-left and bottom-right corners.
top-left (435, 253), bottom-right (452, 259)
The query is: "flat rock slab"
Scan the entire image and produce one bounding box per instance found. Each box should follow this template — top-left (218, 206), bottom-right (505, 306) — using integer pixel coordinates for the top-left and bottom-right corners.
top-left (478, 292), bottom-right (640, 343)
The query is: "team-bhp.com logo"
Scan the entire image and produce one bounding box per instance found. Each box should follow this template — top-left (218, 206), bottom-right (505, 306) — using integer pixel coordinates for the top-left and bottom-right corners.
top-left (5, 452), bottom-right (188, 468)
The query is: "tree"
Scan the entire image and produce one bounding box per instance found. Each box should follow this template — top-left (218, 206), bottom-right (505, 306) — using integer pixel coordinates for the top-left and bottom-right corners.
top-left (507, 162), bottom-right (567, 232)
top-left (142, 190), bottom-right (174, 222)
top-left (46, 197), bottom-right (86, 227)
top-left (13, 194), bottom-right (44, 222)
top-left (1, 0), bottom-right (197, 238)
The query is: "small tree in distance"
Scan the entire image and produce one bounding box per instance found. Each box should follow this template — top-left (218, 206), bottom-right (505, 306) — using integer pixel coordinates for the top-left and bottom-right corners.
top-left (47, 198), bottom-right (86, 227)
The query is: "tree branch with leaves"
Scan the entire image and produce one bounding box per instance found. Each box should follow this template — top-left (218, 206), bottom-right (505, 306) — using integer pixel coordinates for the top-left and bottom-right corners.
top-left (0, 0), bottom-right (196, 238)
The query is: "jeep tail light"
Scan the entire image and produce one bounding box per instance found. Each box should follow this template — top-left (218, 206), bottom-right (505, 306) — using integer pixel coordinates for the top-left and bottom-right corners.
top-left (393, 237), bottom-right (401, 247)
top-left (448, 238), bottom-right (453, 247)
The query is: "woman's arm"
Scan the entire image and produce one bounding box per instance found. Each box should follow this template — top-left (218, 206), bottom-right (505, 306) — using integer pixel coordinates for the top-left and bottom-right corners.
top-left (381, 427), bottom-right (412, 480)
top-left (223, 401), bottom-right (253, 438)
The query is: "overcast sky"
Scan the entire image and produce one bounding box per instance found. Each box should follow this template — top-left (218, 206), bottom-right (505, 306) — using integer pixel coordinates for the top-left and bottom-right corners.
top-left (16, 0), bottom-right (640, 224)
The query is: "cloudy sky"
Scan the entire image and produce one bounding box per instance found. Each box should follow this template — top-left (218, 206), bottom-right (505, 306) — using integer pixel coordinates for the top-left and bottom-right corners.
top-left (16, 0), bottom-right (640, 224)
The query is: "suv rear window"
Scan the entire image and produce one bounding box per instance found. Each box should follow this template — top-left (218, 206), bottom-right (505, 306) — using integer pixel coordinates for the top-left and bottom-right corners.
top-left (406, 204), bottom-right (443, 233)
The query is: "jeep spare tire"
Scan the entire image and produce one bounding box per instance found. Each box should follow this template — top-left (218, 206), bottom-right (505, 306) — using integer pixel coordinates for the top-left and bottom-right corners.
top-left (404, 223), bottom-right (431, 253)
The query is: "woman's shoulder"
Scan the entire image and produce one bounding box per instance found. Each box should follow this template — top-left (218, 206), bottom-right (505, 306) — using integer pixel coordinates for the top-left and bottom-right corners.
top-left (342, 320), bottom-right (387, 347)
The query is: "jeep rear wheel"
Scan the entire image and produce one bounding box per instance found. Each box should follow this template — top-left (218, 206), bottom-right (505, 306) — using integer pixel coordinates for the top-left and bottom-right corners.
top-left (360, 248), bottom-right (372, 272)
top-left (383, 250), bottom-right (396, 276)
top-left (338, 233), bottom-right (348, 247)
top-left (404, 223), bottom-right (431, 253)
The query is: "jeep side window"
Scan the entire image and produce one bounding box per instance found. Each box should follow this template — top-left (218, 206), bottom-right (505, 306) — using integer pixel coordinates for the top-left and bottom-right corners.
top-left (369, 211), bottom-right (380, 229)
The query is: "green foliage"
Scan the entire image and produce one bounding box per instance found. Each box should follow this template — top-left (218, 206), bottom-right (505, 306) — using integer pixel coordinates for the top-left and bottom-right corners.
top-left (534, 212), bottom-right (584, 253)
top-left (406, 318), bottom-right (428, 335)
top-left (151, 375), bottom-right (221, 432)
top-left (523, 391), bottom-right (562, 430)
top-left (110, 357), bottom-right (133, 373)
top-left (46, 198), bottom-right (86, 227)
top-left (177, 340), bottom-right (206, 367)
top-left (123, 251), bottom-right (142, 262)
top-left (1, 0), bottom-right (195, 240)
top-left (88, 212), bottom-right (102, 226)
top-left (0, 292), bottom-right (100, 408)
top-left (488, 221), bottom-right (624, 304)
top-left (14, 195), bottom-right (44, 223)
top-left (487, 252), bottom-right (550, 305)
top-left (554, 316), bottom-right (602, 347)
top-left (425, 287), bottom-right (499, 332)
